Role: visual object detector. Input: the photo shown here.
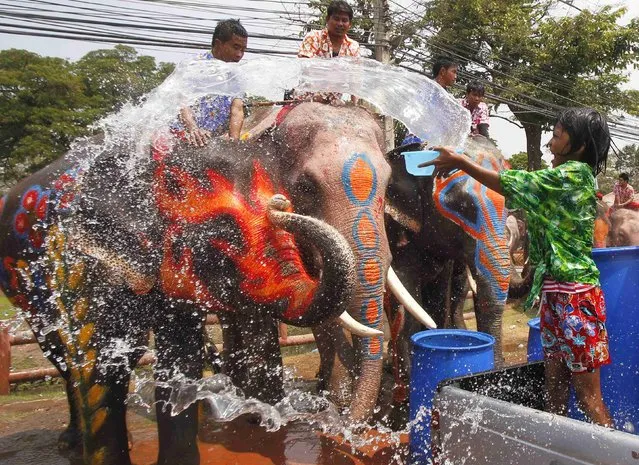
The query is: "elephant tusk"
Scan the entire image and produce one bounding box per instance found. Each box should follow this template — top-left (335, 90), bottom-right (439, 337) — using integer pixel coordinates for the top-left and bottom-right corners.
top-left (465, 264), bottom-right (478, 295)
top-left (338, 312), bottom-right (383, 337)
top-left (387, 266), bottom-right (437, 329)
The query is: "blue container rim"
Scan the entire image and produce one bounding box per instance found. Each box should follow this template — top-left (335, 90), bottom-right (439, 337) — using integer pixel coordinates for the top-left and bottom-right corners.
top-left (527, 317), bottom-right (540, 329)
top-left (411, 329), bottom-right (495, 351)
top-left (592, 245), bottom-right (639, 258)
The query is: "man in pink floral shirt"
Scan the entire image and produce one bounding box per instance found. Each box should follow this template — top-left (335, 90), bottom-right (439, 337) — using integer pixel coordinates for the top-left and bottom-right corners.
top-left (294, 1), bottom-right (359, 104)
top-left (298, 1), bottom-right (360, 59)
top-left (460, 80), bottom-right (490, 137)
top-left (613, 172), bottom-right (637, 211)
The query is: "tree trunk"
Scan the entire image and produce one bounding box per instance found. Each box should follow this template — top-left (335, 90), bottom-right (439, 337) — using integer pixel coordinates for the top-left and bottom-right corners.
top-left (523, 122), bottom-right (543, 171)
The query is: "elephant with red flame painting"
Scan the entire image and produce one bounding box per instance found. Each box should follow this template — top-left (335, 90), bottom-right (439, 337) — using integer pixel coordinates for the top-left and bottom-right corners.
top-left (0, 102), bottom-right (430, 465)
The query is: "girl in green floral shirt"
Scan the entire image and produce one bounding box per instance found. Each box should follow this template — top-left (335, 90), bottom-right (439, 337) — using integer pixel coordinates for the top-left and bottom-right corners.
top-left (425, 108), bottom-right (613, 427)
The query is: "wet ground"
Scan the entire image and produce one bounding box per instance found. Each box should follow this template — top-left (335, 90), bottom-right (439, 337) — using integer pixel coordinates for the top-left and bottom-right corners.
top-left (0, 304), bottom-right (531, 465)
top-left (0, 397), bottom-right (407, 465)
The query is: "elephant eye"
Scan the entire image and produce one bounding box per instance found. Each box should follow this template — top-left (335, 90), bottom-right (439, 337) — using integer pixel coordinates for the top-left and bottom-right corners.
top-left (291, 176), bottom-right (320, 215)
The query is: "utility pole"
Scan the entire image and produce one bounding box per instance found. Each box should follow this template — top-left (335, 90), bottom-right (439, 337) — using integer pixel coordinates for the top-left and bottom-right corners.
top-left (373, 0), bottom-right (395, 152)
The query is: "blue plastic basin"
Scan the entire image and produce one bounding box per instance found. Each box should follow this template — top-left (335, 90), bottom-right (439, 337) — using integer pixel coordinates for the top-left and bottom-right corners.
top-left (525, 246), bottom-right (639, 431)
top-left (409, 329), bottom-right (495, 464)
top-left (527, 317), bottom-right (543, 362)
top-left (589, 246), bottom-right (639, 431)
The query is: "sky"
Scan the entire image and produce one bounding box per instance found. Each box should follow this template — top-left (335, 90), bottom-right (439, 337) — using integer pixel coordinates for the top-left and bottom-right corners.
top-left (1, 0), bottom-right (638, 159)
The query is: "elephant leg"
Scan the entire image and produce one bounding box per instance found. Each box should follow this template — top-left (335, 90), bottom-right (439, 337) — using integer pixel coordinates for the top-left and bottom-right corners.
top-left (312, 321), bottom-right (355, 408)
top-left (31, 331), bottom-right (82, 452)
top-left (238, 313), bottom-right (284, 404)
top-left (57, 375), bottom-right (82, 452)
top-left (384, 254), bottom-right (424, 429)
top-left (473, 274), bottom-right (505, 367)
top-left (219, 313), bottom-right (248, 390)
top-left (153, 303), bottom-right (204, 465)
top-left (450, 259), bottom-right (469, 330)
top-left (219, 312), bottom-right (285, 404)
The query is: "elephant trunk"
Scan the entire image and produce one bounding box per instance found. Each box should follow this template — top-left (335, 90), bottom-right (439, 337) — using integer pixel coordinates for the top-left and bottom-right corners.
top-left (508, 261), bottom-right (534, 299)
top-left (327, 203), bottom-right (390, 424)
top-left (267, 195), bottom-right (357, 327)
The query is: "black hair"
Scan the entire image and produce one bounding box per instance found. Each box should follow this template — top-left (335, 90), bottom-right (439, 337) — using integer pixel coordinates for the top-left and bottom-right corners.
top-left (466, 80), bottom-right (485, 96)
top-left (555, 107), bottom-right (611, 176)
top-left (620, 172), bottom-right (630, 182)
top-left (432, 56), bottom-right (458, 79)
top-left (212, 19), bottom-right (248, 48)
top-left (327, 1), bottom-right (354, 21)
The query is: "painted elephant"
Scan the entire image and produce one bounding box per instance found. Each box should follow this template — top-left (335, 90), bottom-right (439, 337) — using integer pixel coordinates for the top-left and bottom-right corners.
top-left (608, 208), bottom-right (639, 246)
top-left (0, 102), bottom-right (428, 464)
top-left (382, 135), bottom-right (511, 424)
top-left (227, 102), bottom-right (431, 425)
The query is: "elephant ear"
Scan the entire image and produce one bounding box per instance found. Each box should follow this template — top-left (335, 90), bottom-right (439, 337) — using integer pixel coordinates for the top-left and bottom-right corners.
top-left (65, 143), bottom-right (164, 294)
top-left (385, 151), bottom-right (423, 233)
top-left (432, 155), bottom-right (510, 305)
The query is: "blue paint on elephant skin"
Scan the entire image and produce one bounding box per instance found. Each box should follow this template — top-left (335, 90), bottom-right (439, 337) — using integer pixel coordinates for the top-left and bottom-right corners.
top-left (351, 209), bottom-right (381, 251)
top-left (341, 153), bottom-right (378, 207)
top-left (435, 172), bottom-right (509, 304)
top-left (341, 152), bottom-right (384, 361)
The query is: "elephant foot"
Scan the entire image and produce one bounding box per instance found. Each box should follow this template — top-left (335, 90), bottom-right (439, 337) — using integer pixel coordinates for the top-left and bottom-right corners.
top-left (381, 402), bottom-right (410, 431)
top-left (157, 450), bottom-right (199, 465)
top-left (57, 425), bottom-right (82, 452)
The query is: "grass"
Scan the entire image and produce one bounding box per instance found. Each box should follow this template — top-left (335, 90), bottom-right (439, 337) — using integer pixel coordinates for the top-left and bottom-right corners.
top-left (0, 291), bottom-right (16, 320)
top-left (0, 380), bottom-right (66, 405)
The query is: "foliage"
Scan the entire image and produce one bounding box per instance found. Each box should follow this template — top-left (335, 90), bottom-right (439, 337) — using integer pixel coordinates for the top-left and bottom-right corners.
top-left (508, 152), bottom-right (548, 171)
top-left (415, 1), bottom-right (639, 169)
top-left (74, 45), bottom-right (174, 114)
top-left (0, 47), bottom-right (174, 190)
top-left (613, 143), bottom-right (639, 179)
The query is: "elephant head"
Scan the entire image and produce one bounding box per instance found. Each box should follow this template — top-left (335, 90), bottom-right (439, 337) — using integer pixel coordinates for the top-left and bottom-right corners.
top-left (383, 135), bottom-right (511, 426)
top-left (608, 208), bottom-right (639, 246)
top-left (257, 102), bottom-right (394, 422)
top-left (150, 135), bottom-right (360, 328)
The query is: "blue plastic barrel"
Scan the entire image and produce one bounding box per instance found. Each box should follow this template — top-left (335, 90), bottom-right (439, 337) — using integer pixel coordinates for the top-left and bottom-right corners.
top-left (409, 329), bottom-right (495, 464)
top-left (527, 317), bottom-right (543, 362)
top-left (581, 246), bottom-right (639, 431)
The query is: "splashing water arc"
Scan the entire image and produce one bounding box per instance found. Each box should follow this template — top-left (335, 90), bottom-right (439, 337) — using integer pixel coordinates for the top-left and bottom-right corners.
top-left (96, 56), bottom-right (470, 168)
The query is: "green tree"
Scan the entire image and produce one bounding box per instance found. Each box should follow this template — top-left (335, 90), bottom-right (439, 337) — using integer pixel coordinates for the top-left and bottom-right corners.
top-left (417, 1), bottom-right (639, 170)
top-left (0, 49), bottom-right (99, 187)
top-left (0, 46), bottom-right (174, 189)
top-left (74, 45), bottom-right (174, 114)
top-left (613, 144), bottom-right (639, 179)
top-left (507, 151), bottom-right (548, 171)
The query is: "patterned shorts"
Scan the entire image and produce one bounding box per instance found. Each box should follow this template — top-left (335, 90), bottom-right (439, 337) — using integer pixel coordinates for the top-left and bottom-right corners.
top-left (540, 286), bottom-right (611, 373)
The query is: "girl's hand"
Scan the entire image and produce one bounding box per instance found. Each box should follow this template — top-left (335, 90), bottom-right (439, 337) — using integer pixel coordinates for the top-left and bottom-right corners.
top-left (419, 146), bottom-right (465, 178)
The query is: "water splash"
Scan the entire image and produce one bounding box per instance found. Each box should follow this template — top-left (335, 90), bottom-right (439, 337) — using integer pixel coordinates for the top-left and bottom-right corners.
top-left (66, 56), bottom-right (471, 175)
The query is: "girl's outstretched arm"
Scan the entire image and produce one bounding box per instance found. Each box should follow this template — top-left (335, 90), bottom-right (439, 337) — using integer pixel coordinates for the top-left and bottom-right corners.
top-left (424, 146), bottom-right (503, 195)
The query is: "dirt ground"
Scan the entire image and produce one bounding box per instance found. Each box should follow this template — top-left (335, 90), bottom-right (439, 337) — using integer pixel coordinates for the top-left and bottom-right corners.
top-left (0, 302), bottom-right (533, 465)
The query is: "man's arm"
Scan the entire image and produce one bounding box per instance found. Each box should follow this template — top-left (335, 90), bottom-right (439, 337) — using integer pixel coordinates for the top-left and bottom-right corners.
top-left (228, 98), bottom-right (244, 141)
top-left (179, 107), bottom-right (211, 147)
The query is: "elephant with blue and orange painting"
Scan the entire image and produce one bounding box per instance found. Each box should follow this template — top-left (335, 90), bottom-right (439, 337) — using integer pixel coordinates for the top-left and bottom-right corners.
top-left (381, 135), bottom-right (517, 426)
top-left (0, 101), bottom-right (432, 465)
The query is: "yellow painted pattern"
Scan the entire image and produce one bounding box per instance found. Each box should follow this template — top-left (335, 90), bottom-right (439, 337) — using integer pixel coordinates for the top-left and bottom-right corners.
top-left (78, 323), bottom-right (94, 350)
top-left (43, 225), bottom-right (110, 460)
top-left (90, 447), bottom-right (106, 465)
top-left (87, 385), bottom-right (106, 410)
top-left (91, 409), bottom-right (108, 435)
